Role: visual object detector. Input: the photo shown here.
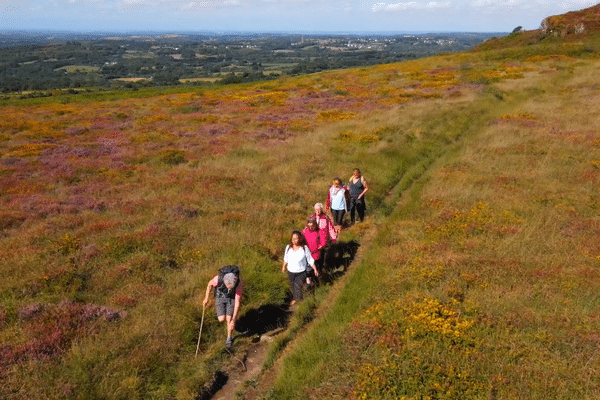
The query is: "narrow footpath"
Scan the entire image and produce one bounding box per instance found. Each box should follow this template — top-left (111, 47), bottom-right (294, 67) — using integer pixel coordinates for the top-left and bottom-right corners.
top-left (205, 224), bottom-right (378, 400)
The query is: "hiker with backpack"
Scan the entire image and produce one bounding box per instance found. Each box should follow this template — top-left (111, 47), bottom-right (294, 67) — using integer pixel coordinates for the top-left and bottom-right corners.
top-left (348, 168), bottom-right (369, 224)
top-left (203, 265), bottom-right (243, 348)
top-left (326, 177), bottom-right (347, 235)
top-left (282, 231), bottom-right (319, 305)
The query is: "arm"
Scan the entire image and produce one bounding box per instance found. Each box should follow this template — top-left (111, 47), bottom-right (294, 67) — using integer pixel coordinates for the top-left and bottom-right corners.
top-left (230, 282), bottom-right (243, 328)
top-left (327, 216), bottom-right (337, 242)
top-left (317, 229), bottom-right (325, 249)
top-left (305, 246), bottom-right (318, 277)
top-left (202, 276), bottom-right (217, 307)
top-left (229, 296), bottom-right (241, 331)
top-left (282, 245), bottom-right (288, 272)
top-left (358, 177), bottom-right (369, 199)
top-left (326, 187), bottom-right (331, 211)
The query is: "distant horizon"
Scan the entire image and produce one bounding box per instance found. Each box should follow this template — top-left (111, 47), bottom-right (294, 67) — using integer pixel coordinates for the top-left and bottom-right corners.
top-left (3, 0), bottom-right (595, 35)
top-left (1, 29), bottom-right (509, 37)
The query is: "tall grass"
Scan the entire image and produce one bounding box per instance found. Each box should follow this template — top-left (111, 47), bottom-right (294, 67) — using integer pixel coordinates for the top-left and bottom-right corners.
top-left (260, 53), bottom-right (600, 399)
top-left (2, 36), bottom-right (599, 399)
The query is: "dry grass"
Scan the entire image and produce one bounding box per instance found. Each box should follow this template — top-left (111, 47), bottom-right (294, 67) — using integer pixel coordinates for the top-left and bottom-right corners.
top-left (255, 43), bottom-right (600, 400)
top-left (2, 28), bottom-right (600, 399)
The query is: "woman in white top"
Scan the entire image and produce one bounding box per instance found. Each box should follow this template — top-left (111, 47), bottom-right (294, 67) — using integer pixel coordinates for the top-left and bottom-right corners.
top-left (282, 231), bottom-right (318, 305)
top-left (326, 177), bottom-right (347, 235)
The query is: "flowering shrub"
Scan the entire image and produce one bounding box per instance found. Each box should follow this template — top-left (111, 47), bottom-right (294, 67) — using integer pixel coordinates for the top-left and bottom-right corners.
top-left (420, 72), bottom-right (459, 89)
top-left (424, 201), bottom-right (523, 245)
top-left (7, 143), bottom-right (57, 158)
top-left (404, 298), bottom-right (474, 339)
top-left (353, 298), bottom-right (482, 399)
top-left (339, 130), bottom-right (381, 144)
top-left (468, 64), bottom-right (531, 83)
top-left (525, 55), bottom-right (576, 63)
top-left (1, 301), bottom-right (125, 369)
top-left (360, 298), bottom-right (474, 342)
top-left (354, 356), bottom-right (485, 400)
top-left (317, 110), bottom-right (357, 122)
top-left (57, 233), bottom-right (81, 255)
top-left (135, 114), bottom-right (170, 125)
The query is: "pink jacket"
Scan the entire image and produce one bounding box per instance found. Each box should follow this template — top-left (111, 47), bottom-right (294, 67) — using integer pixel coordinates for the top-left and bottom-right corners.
top-left (302, 227), bottom-right (324, 260)
top-left (311, 213), bottom-right (337, 243)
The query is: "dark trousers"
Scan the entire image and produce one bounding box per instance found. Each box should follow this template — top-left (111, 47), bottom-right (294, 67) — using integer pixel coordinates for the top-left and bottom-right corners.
top-left (287, 270), bottom-right (306, 302)
top-left (332, 209), bottom-right (345, 226)
top-left (350, 197), bottom-right (366, 223)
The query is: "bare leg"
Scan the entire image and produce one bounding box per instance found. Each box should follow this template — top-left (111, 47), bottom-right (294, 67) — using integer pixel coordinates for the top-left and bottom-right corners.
top-left (226, 315), bottom-right (234, 339)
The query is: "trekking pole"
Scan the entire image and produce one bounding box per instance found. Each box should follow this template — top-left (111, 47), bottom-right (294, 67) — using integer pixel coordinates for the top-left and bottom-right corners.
top-left (195, 305), bottom-right (206, 358)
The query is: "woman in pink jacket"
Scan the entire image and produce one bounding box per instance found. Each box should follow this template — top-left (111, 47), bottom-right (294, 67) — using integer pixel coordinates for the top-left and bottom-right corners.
top-left (302, 217), bottom-right (325, 284)
top-left (311, 203), bottom-right (337, 245)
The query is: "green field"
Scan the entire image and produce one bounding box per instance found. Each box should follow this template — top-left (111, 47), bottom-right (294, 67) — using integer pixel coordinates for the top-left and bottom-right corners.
top-left (2, 5), bottom-right (600, 399)
top-left (54, 65), bottom-right (101, 73)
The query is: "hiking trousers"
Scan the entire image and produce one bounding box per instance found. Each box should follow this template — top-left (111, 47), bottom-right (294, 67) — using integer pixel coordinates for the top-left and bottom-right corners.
top-left (287, 270), bottom-right (306, 302)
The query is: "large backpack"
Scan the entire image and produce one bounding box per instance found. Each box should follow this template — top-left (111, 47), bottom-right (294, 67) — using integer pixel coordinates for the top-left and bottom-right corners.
top-left (216, 265), bottom-right (240, 299)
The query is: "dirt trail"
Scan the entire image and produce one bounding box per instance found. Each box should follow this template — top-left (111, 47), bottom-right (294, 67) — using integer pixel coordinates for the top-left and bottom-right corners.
top-left (240, 227), bottom-right (377, 400)
top-left (199, 245), bottom-right (360, 399)
top-left (211, 333), bottom-right (276, 400)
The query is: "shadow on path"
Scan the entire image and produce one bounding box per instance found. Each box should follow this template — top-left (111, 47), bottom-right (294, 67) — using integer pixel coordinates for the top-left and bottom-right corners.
top-left (236, 303), bottom-right (291, 337)
top-left (196, 371), bottom-right (228, 400)
top-left (196, 239), bottom-right (360, 400)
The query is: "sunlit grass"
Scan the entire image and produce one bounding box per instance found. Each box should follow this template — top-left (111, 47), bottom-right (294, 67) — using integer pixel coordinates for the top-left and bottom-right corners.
top-left (257, 46), bottom-right (600, 400)
top-left (2, 32), bottom-right (600, 399)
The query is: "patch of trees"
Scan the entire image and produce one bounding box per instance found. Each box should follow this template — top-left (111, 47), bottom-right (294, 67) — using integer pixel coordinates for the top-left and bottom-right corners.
top-left (0, 32), bottom-right (504, 92)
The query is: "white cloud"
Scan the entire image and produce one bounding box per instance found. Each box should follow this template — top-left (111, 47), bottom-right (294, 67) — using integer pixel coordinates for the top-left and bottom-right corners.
top-left (120, 0), bottom-right (154, 5)
top-left (179, 0), bottom-right (239, 9)
top-left (68, 0), bottom-right (105, 4)
top-left (426, 1), bottom-right (450, 8)
top-left (180, 1), bottom-right (212, 9)
top-left (372, 1), bottom-right (450, 11)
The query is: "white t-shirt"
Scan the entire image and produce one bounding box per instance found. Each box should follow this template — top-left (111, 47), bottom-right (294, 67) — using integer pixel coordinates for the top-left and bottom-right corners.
top-left (284, 245), bottom-right (315, 273)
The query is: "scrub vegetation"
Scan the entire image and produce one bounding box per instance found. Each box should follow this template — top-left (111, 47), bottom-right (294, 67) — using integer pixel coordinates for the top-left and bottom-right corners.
top-left (2, 4), bottom-right (600, 399)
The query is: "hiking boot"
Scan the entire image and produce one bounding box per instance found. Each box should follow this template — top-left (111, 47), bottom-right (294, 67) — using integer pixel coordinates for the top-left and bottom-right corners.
top-left (226, 337), bottom-right (233, 348)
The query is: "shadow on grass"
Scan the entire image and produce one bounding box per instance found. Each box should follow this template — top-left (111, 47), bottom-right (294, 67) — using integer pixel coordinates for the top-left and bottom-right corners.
top-left (234, 240), bottom-right (360, 337)
top-left (195, 370), bottom-right (228, 400)
top-left (196, 240), bottom-right (361, 400)
top-left (319, 240), bottom-right (360, 285)
top-left (236, 303), bottom-right (291, 337)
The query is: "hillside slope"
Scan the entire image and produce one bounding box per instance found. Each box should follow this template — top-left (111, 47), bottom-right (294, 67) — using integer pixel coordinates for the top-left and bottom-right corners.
top-left (238, 7), bottom-right (600, 400)
top-left (473, 3), bottom-right (600, 55)
top-left (243, 56), bottom-right (600, 399)
top-left (2, 5), bottom-right (600, 400)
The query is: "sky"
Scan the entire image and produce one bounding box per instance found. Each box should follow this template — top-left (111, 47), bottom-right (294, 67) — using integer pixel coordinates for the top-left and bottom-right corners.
top-left (0, 0), bottom-right (597, 34)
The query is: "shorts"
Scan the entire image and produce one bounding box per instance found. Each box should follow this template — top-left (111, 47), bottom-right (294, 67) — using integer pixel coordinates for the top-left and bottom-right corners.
top-left (215, 296), bottom-right (235, 317)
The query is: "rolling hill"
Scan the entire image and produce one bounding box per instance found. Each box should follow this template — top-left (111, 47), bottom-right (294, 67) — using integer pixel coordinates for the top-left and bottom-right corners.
top-left (2, 3), bottom-right (600, 399)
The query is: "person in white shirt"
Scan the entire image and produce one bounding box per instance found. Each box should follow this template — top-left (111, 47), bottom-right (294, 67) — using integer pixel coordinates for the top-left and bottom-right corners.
top-left (282, 231), bottom-right (318, 305)
top-left (326, 177), bottom-right (347, 235)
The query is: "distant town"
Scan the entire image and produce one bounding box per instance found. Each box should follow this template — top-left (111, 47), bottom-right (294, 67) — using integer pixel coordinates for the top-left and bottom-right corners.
top-left (0, 31), bottom-right (506, 94)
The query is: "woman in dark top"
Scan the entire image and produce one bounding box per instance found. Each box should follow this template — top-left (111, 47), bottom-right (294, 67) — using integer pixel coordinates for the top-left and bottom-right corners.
top-left (348, 168), bottom-right (369, 224)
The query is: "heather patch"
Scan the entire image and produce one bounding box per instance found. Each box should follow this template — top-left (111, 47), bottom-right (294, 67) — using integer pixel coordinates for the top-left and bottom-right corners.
top-left (1, 301), bottom-right (125, 369)
top-left (3, 36), bottom-right (600, 399)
